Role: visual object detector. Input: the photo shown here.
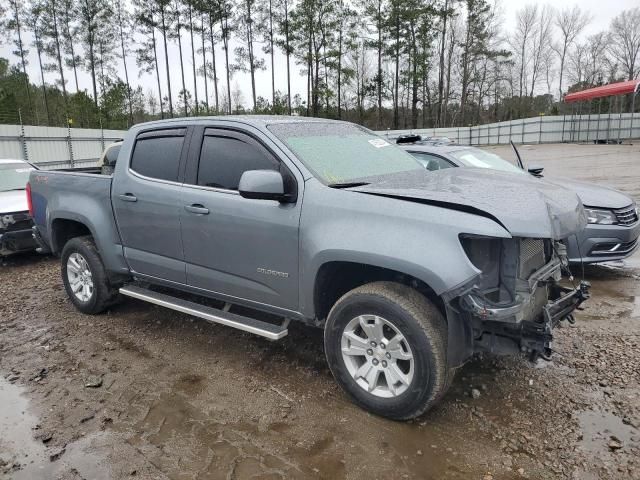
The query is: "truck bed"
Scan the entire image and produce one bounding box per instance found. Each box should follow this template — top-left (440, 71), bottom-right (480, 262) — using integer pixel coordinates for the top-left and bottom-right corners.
top-left (29, 170), bottom-right (124, 269)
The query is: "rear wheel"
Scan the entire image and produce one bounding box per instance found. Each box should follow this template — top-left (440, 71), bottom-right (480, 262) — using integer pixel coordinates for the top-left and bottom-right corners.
top-left (61, 236), bottom-right (119, 314)
top-left (324, 281), bottom-right (449, 420)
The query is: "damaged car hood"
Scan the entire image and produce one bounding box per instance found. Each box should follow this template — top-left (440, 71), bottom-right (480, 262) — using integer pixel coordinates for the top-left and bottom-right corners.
top-left (352, 168), bottom-right (587, 240)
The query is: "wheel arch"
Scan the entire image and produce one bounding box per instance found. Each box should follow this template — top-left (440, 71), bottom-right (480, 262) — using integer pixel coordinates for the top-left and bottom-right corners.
top-left (50, 217), bottom-right (93, 254)
top-left (312, 260), bottom-right (445, 325)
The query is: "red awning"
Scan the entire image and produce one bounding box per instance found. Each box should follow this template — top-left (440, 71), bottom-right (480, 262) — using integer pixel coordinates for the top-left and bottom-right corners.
top-left (564, 79), bottom-right (640, 103)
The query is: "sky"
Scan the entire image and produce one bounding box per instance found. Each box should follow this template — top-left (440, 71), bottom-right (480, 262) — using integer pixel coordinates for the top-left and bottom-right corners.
top-left (1, 0), bottom-right (637, 111)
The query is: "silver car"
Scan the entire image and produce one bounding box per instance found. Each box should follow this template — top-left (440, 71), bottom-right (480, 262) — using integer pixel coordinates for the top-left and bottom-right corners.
top-left (401, 142), bottom-right (640, 264)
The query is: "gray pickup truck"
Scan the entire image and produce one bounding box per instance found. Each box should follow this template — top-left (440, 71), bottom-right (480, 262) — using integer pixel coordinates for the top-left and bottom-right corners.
top-left (29, 116), bottom-right (590, 419)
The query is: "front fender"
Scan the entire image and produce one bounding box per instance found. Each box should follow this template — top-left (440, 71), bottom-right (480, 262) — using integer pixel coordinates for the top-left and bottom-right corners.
top-left (298, 180), bottom-right (511, 318)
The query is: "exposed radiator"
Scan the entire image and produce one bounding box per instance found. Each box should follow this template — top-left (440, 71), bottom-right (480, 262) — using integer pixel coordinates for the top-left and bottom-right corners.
top-left (519, 239), bottom-right (546, 279)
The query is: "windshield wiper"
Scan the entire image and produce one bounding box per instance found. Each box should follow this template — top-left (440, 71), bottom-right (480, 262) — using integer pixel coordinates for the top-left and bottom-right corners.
top-left (327, 181), bottom-right (370, 189)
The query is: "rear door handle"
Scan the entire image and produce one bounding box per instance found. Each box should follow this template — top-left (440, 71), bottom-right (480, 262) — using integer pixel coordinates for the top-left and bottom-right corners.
top-left (184, 204), bottom-right (209, 215)
top-left (118, 193), bottom-right (137, 202)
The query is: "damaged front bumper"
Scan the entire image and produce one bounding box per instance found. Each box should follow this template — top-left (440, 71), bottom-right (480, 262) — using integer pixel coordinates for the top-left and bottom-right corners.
top-left (452, 245), bottom-right (591, 362)
top-left (462, 281), bottom-right (590, 360)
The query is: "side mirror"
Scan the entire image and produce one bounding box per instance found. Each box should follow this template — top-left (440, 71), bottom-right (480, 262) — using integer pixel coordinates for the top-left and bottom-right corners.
top-left (238, 170), bottom-right (286, 201)
top-left (527, 164), bottom-right (544, 177)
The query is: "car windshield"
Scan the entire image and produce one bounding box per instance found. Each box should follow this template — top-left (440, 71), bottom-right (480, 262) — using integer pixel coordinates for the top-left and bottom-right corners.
top-left (267, 122), bottom-right (423, 184)
top-left (449, 148), bottom-right (525, 174)
top-left (0, 162), bottom-right (34, 192)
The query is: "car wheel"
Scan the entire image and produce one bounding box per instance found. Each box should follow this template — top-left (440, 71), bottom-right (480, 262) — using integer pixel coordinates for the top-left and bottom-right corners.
top-left (61, 236), bottom-right (119, 314)
top-left (324, 281), bottom-right (448, 420)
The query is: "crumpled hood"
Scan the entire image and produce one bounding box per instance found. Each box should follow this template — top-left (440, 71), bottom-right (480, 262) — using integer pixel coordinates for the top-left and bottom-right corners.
top-left (544, 177), bottom-right (633, 210)
top-left (352, 168), bottom-right (587, 240)
top-left (0, 189), bottom-right (28, 214)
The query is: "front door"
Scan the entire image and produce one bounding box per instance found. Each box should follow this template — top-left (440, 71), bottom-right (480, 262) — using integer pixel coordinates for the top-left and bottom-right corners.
top-left (180, 127), bottom-right (301, 311)
top-left (112, 128), bottom-right (189, 284)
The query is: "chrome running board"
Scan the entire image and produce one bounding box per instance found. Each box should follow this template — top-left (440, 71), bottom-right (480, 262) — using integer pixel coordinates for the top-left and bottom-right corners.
top-left (119, 285), bottom-right (288, 340)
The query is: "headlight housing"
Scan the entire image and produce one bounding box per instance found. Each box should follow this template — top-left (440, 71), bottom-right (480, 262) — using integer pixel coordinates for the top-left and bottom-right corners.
top-left (584, 208), bottom-right (617, 225)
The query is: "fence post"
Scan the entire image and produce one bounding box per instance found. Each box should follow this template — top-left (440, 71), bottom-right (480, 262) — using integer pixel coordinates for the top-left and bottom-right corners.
top-left (631, 92), bottom-right (636, 140)
top-left (586, 100), bottom-right (591, 143)
top-left (17, 108), bottom-right (29, 163)
top-left (66, 119), bottom-right (74, 168)
top-left (617, 95), bottom-right (623, 144)
top-left (596, 99), bottom-right (602, 143)
top-left (538, 114), bottom-right (543, 144)
top-left (99, 115), bottom-right (105, 152)
top-left (508, 117), bottom-right (513, 143)
top-left (606, 97), bottom-right (612, 142)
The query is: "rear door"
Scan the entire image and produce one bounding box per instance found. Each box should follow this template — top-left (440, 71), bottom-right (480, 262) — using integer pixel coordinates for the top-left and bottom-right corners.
top-left (180, 126), bottom-right (302, 311)
top-left (112, 128), bottom-right (190, 283)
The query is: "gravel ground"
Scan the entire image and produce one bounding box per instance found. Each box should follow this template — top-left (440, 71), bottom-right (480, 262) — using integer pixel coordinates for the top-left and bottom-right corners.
top-left (1, 143), bottom-right (639, 480)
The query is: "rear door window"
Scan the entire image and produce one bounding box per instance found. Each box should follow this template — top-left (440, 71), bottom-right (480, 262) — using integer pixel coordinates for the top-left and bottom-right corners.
top-left (197, 132), bottom-right (278, 190)
top-left (130, 129), bottom-right (186, 182)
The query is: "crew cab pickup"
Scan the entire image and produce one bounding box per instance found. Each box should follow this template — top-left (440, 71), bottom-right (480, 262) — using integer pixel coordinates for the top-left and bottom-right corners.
top-left (29, 116), bottom-right (590, 419)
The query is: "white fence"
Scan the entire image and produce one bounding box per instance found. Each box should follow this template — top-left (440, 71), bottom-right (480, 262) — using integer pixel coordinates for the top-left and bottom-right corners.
top-left (380, 113), bottom-right (639, 145)
top-left (0, 113), bottom-right (638, 170)
top-left (0, 124), bottom-right (126, 169)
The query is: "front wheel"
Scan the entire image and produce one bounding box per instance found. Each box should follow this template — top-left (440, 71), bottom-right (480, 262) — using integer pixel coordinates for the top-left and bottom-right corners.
top-left (324, 282), bottom-right (449, 420)
top-left (61, 236), bottom-right (119, 314)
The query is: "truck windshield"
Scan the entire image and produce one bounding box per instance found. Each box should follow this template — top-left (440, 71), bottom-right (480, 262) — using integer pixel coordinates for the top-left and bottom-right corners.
top-left (449, 148), bottom-right (525, 174)
top-left (268, 122), bottom-right (422, 184)
top-left (0, 163), bottom-right (34, 192)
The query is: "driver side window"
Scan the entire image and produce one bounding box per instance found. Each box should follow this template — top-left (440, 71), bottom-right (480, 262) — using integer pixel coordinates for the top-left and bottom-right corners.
top-left (197, 134), bottom-right (277, 190)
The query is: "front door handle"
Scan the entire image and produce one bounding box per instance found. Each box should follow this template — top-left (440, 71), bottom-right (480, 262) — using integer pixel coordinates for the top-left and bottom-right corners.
top-left (118, 193), bottom-right (137, 202)
top-left (184, 204), bottom-right (209, 215)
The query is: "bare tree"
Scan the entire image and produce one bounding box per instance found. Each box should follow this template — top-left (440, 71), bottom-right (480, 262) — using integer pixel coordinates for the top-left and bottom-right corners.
top-left (584, 32), bottom-right (608, 85)
top-left (553, 5), bottom-right (590, 99)
top-left (529, 5), bottom-right (553, 97)
top-left (511, 4), bottom-right (537, 100)
top-left (608, 7), bottom-right (640, 81)
top-left (567, 42), bottom-right (588, 85)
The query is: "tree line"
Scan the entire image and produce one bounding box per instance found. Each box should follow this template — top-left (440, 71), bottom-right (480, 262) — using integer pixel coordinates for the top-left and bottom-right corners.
top-left (1, 0), bottom-right (639, 131)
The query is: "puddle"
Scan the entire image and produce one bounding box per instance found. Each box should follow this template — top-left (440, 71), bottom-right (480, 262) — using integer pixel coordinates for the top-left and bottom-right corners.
top-left (0, 377), bottom-right (112, 479)
top-left (119, 386), bottom-right (497, 479)
top-left (0, 377), bottom-right (50, 478)
top-left (577, 408), bottom-right (639, 455)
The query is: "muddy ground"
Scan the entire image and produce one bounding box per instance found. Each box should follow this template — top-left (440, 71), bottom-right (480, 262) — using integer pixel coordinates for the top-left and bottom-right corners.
top-left (1, 143), bottom-right (639, 480)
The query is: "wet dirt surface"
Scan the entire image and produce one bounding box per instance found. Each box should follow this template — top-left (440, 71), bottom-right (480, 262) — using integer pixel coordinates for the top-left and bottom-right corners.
top-left (1, 143), bottom-right (640, 479)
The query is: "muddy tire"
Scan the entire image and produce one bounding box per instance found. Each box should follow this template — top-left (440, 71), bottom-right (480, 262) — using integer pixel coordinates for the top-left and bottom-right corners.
top-left (61, 236), bottom-right (119, 314)
top-left (324, 281), bottom-right (448, 420)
